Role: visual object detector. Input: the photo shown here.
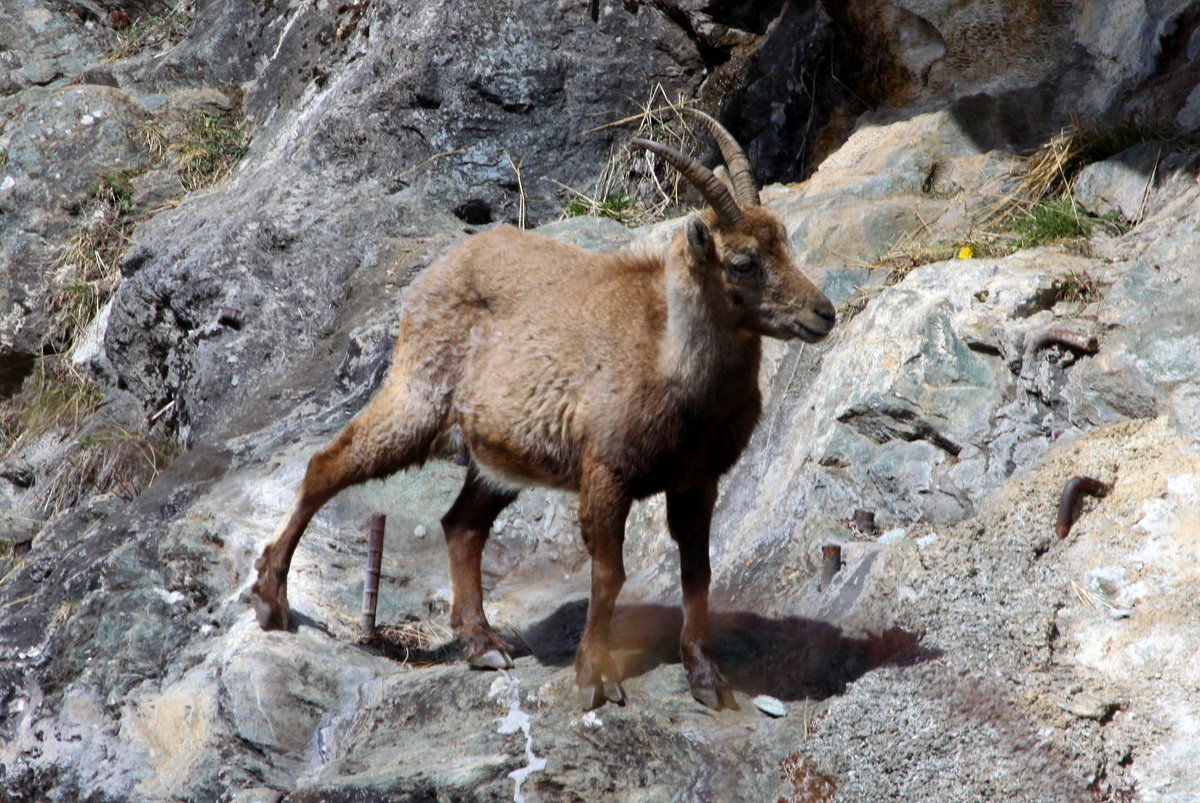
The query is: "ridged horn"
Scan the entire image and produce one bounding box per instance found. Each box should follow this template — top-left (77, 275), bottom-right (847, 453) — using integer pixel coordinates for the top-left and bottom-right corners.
top-left (631, 138), bottom-right (742, 227)
top-left (681, 106), bottom-right (760, 207)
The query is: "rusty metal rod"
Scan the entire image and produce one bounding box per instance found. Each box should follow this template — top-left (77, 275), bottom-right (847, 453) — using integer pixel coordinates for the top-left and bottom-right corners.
top-left (819, 544), bottom-right (843, 591)
top-left (852, 509), bottom-right (877, 536)
top-left (1055, 477), bottom-right (1110, 539)
top-left (361, 513), bottom-right (386, 635)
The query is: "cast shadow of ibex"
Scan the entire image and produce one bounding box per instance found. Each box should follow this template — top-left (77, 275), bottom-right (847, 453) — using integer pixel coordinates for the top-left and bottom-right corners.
top-left (517, 599), bottom-right (939, 702)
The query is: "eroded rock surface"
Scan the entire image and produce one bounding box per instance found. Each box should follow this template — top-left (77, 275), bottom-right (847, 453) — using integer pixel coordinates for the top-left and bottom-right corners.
top-left (4, 1), bottom-right (1200, 801)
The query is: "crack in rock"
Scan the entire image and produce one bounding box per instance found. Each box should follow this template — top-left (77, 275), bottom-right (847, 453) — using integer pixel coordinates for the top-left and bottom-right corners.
top-left (488, 673), bottom-right (546, 803)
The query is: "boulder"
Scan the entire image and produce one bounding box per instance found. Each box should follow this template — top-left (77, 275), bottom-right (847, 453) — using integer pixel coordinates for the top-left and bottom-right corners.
top-left (0, 0), bottom-right (113, 94)
top-left (1073, 141), bottom-right (1171, 222)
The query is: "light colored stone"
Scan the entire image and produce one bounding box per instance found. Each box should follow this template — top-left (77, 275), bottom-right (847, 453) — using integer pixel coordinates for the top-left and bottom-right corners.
top-left (752, 694), bottom-right (787, 717)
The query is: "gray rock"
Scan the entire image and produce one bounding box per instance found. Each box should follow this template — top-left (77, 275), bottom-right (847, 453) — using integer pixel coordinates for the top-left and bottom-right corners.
top-left (1, 82), bottom-right (150, 369)
top-left (1057, 693), bottom-right (1120, 721)
top-left (0, 0), bottom-right (113, 95)
top-left (717, 0), bottom-right (836, 183)
top-left (1073, 141), bottom-right (1166, 222)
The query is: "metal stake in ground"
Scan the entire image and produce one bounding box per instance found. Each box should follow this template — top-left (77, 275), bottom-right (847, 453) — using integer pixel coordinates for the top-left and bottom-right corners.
top-left (818, 544), bottom-right (843, 591)
top-left (361, 513), bottom-right (386, 636)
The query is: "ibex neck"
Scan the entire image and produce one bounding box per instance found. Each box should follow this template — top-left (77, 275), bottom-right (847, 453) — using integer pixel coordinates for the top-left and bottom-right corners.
top-left (659, 264), bottom-right (756, 390)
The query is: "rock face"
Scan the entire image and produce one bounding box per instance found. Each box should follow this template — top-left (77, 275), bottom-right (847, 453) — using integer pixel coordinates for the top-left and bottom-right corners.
top-left (0, 84), bottom-right (150, 384)
top-left (95, 0), bottom-right (704, 445)
top-left (4, 1), bottom-right (1200, 801)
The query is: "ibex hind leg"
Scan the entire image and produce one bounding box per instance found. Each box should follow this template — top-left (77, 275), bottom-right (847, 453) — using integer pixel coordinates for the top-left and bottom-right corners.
top-left (250, 389), bottom-right (446, 631)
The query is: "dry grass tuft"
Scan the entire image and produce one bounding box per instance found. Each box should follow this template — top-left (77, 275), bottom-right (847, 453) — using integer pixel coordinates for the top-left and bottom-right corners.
top-left (504, 150), bottom-right (528, 230)
top-left (366, 619), bottom-right (455, 664)
top-left (0, 359), bottom-right (103, 458)
top-left (1010, 120), bottom-right (1185, 209)
top-left (1054, 269), bottom-right (1099, 304)
top-left (137, 121), bottom-right (170, 162)
top-left (36, 429), bottom-right (178, 515)
top-left (2, 358), bottom-right (177, 513)
top-left (869, 230), bottom-right (1013, 287)
top-left (981, 119), bottom-right (1191, 234)
top-left (43, 175), bottom-right (134, 353)
top-left (105, 4), bottom-right (194, 62)
top-left (1070, 580), bottom-right (1118, 612)
top-left (175, 110), bottom-right (249, 191)
top-left (558, 85), bottom-right (702, 226)
top-left (49, 600), bottom-right (77, 629)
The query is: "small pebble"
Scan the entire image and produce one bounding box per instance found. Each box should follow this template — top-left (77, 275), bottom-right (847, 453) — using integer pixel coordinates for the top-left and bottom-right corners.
top-left (414, 524), bottom-right (427, 539)
top-left (1057, 693), bottom-right (1118, 721)
top-left (752, 694), bottom-right (787, 717)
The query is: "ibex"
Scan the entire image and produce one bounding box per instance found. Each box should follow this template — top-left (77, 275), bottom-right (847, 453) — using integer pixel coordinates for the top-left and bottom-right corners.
top-left (250, 109), bottom-right (835, 710)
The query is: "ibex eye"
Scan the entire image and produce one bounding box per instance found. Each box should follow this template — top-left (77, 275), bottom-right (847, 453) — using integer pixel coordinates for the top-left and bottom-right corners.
top-left (729, 254), bottom-right (756, 274)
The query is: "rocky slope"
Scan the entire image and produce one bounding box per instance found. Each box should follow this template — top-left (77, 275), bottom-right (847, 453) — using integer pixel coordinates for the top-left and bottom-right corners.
top-left (3, 1), bottom-right (1200, 801)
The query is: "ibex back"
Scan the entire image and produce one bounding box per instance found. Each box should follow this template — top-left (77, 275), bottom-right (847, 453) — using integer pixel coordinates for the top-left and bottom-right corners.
top-left (250, 109), bottom-right (835, 710)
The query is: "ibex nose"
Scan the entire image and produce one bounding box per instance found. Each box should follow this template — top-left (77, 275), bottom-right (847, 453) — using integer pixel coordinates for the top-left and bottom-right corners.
top-left (813, 294), bottom-right (836, 329)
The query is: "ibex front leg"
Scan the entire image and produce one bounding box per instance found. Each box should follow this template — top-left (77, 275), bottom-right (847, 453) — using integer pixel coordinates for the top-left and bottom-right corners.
top-left (576, 456), bottom-right (632, 710)
top-left (667, 479), bottom-right (735, 709)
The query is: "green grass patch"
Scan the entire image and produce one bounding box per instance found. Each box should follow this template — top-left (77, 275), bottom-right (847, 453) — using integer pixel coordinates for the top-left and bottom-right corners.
top-left (87, 170), bottom-right (138, 216)
top-left (176, 110), bottom-right (249, 191)
top-left (563, 192), bottom-right (633, 220)
top-left (1010, 198), bottom-right (1128, 250)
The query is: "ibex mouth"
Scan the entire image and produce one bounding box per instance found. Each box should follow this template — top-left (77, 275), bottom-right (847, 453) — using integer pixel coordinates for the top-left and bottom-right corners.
top-left (766, 297), bottom-right (836, 342)
top-left (800, 295), bottom-right (837, 342)
top-left (755, 315), bottom-right (833, 343)
top-left (796, 323), bottom-right (833, 343)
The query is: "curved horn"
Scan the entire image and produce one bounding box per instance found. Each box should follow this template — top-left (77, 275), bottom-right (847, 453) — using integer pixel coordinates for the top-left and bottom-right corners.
top-left (681, 107), bottom-right (760, 207)
top-left (631, 137), bottom-right (742, 227)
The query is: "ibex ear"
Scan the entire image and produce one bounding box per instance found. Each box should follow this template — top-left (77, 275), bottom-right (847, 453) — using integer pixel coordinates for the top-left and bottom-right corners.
top-left (685, 216), bottom-right (716, 266)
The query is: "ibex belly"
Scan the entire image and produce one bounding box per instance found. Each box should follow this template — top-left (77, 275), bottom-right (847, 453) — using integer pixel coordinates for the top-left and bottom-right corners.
top-left (453, 339), bottom-right (586, 492)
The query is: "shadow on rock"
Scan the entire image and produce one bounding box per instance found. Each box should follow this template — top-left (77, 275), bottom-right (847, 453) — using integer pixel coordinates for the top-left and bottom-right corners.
top-left (519, 600), bottom-right (940, 702)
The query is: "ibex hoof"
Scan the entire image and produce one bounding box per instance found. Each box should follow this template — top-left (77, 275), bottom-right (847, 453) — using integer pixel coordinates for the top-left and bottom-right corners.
top-left (577, 679), bottom-right (626, 711)
top-left (469, 649), bottom-right (514, 670)
top-left (249, 583), bottom-right (289, 631)
top-left (690, 682), bottom-right (737, 711)
top-left (460, 628), bottom-right (515, 670)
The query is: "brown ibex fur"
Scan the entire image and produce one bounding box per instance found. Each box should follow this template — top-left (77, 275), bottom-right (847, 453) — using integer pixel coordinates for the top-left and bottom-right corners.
top-left (250, 109), bottom-right (836, 710)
